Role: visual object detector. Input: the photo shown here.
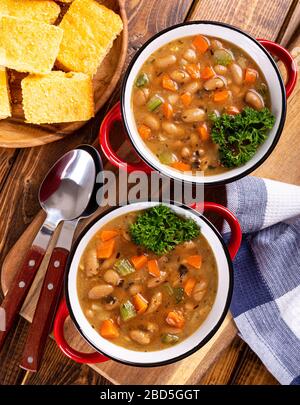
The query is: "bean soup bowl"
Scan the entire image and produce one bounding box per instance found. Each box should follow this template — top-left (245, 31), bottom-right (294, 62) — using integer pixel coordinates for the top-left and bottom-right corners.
top-left (54, 201), bottom-right (241, 367)
top-left (100, 21), bottom-right (297, 185)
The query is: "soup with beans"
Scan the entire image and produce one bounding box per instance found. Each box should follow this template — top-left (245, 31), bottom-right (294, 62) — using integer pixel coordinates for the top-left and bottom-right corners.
top-left (77, 206), bottom-right (218, 351)
top-left (132, 35), bottom-right (274, 175)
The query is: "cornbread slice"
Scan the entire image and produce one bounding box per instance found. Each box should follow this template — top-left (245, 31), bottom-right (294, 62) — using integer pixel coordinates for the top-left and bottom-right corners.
top-left (0, 16), bottom-right (63, 74)
top-left (57, 0), bottom-right (123, 75)
top-left (0, 0), bottom-right (60, 24)
top-left (0, 66), bottom-right (11, 119)
top-left (21, 71), bottom-right (94, 124)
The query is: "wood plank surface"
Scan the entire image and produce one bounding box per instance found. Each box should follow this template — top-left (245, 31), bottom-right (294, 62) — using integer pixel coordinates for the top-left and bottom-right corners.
top-left (0, 0), bottom-right (299, 385)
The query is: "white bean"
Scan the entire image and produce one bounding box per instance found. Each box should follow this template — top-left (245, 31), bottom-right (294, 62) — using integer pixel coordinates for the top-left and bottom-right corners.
top-left (147, 292), bottom-right (162, 313)
top-left (193, 280), bottom-right (208, 302)
top-left (103, 270), bottom-right (120, 286)
top-left (182, 81), bottom-right (201, 94)
top-left (168, 93), bottom-right (179, 105)
top-left (162, 121), bottom-right (185, 136)
top-left (147, 272), bottom-right (167, 288)
top-left (181, 146), bottom-right (191, 158)
top-left (84, 248), bottom-right (99, 277)
top-left (133, 88), bottom-right (149, 106)
top-left (210, 39), bottom-right (223, 50)
top-left (129, 284), bottom-right (142, 295)
top-left (129, 330), bottom-right (151, 345)
top-left (155, 54), bottom-right (177, 69)
top-left (142, 113), bottom-right (160, 130)
top-left (182, 108), bottom-right (206, 123)
top-left (230, 63), bottom-right (243, 85)
top-left (214, 64), bottom-right (227, 75)
top-left (170, 69), bottom-right (190, 83)
top-left (245, 89), bottom-right (264, 110)
top-left (183, 48), bottom-right (197, 62)
top-left (204, 77), bottom-right (225, 91)
top-left (88, 284), bottom-right (114, 299)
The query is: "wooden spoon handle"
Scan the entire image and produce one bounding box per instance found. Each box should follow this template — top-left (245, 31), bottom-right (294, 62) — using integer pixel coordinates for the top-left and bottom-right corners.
top-left (20, 247), bottom-right (69, 372)
top-left (0, 246), bottom-right (45, 351)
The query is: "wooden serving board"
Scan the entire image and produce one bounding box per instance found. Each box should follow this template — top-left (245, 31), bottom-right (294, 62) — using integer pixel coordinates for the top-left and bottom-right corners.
top-left (0, 0), bottom-right (128, 148)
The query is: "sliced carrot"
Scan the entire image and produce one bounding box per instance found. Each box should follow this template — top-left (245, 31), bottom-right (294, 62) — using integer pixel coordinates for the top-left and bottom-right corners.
top-left (184, 277), bottom-right (197, 297)
top-left (100, 319), bottom-right (119, 339)
top-left (244, 68), bottom-right (258, 84)
top-left (185, 63), bottom-right (201, 79)
top-left (147, 259), bottom-right (160, 278)
top-left (96, 239), bottom-right (115, 259)
top-left (138, 124), bottom-right (151, 140)
top-left (226, 106), bottom-right (240, 115)
top-left (186, 255), bottom-right (202, 269)
top-left (131, 255), bottom-right (148, 270)
top-left (166, 310), bottom-right (185, 329)
top-left (162, 74), bottom-right (178, 91)
top-left (213, 90), bottom-right (230, 103)
top-left (132, 293), bottom-right (148, 314)
top-left (197, 123), bottom-right (210, 142)
top-left (99, 230), bottom-right (118, 242)
top-left (201, 66), bottom-right (215, 80)
top-left (180, 92), bottom-right (192, 107)
top-left (162, 102), bottom-right (173, 119)
top-left (192, 35), bottom-right (209, 54)
top-left (171, 161), bottom-right (191, 171)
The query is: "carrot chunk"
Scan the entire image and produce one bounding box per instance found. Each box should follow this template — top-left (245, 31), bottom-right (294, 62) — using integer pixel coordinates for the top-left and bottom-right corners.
top-left (99, 230), bottom-right (118, 242)
top-left (147, 259), bottom-right (160, 278)
top-left (184, 277), bottom-right (197, 296)
top-left (186, 255), bottom-right (202, 269)
top-left (197, 123), bottom-right (210, 141)
top-left (132, 293), bottom-right (148, 314)
top-left (192, 35), bottom-right (209, 54)
top-left (138, 124), bottom-right (151, 140)
top-left (244, 68), bottom-right (258, 83)
top-left (180, 92), bottom-right (192, 107)
top-left (213, 90), bottom-right (230, 103)
top-left (185, 63), bottom-right (201, 79)
top-left (166, 310), bottom-right (185, 329)
top-left (171, 161), bottom-right (191, 171)
top-left (96, 239), bottom-right (115, 259)
top-left (201, 66), bottom-right (215, 80)
top-left (162, 102), bottom-right (173, 119)
top-left (100, 319), bottom-right (119, 339)
top-left (131, 255), bottom-right (148, 270)
top-left (162, 74), bottom-right (178, 91)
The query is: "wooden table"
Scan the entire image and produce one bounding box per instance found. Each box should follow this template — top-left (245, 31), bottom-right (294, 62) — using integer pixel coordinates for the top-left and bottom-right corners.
top-left (0, 0), bottom-right (299, 385)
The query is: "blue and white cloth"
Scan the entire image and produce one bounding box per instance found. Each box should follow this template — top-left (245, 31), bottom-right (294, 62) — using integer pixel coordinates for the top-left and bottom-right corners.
top-left (224, 177), bottom-right (300, 385)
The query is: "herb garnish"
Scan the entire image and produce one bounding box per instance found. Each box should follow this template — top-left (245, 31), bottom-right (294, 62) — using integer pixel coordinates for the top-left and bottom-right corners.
top-left (130, 205), bottom-right (200, 255)
top-left (210, 107), bottom-right (275, 168)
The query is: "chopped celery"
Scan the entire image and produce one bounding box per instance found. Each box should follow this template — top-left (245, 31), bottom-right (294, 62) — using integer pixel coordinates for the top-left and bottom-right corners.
top-left (164, 283), bottom-right (174, 296)
top-left (120, 300), bottom-right (136, 321)
top-left (161, 333), bottom-right (179, 344)
top-left (147, 96), bottom-right (163, 112)
top-left (213, 49), bottom-right (233, 66)
top-left (158, 151), bottom-right (177, 165)
top-left (135, 72), bottom-right (149, 87)
top-left (114, 258), bottom-right (135, 276)
top-left (174, 287), bottom-right (184, 303)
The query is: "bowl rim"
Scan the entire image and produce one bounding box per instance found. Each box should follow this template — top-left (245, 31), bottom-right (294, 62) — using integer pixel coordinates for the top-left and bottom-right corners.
top-left (64, 201), bottom-right (234, 367)
top-left (120, 20), bottom-right (286, 186)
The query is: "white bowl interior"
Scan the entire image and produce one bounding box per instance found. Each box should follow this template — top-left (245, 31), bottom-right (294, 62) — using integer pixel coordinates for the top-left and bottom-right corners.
top-left (67, 202), bottom-right (231, 365)
top-left (123, 23), bottom-right (284, 184)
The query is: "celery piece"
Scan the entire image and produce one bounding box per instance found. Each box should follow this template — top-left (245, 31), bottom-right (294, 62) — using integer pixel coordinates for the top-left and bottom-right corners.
top-left (114, 258), bottom-right (135, 276)
top-left (120, 300), bottom-right (136, 321)
top-left (147, 96), bottom-right (163, 112)
top-left (135, 72), bottom-right (149, 87)
top-left (161, 333), bottom-right (179, 344)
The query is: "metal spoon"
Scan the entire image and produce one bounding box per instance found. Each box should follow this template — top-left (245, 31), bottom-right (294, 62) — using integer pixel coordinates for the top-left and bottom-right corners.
top-left (0, 149), bottom-right (96, 351)
top-left (20, 145), bottom-right (102, 371)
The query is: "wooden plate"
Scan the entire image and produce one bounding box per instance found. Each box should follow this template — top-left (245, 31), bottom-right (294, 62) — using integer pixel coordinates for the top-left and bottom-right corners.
top-left (0, 0), bottom-right (128, 148)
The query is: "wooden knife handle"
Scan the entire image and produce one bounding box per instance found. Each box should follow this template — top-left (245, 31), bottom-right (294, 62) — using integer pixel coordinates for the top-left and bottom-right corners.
top-left (20, 247), bottom-right (69, 372)
top-left (0, 246), bottom-right (45, 351)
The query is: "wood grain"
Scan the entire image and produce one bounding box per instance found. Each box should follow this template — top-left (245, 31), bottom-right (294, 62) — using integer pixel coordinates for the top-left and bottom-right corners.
top-left (0, 0), bottom-right (128, 148)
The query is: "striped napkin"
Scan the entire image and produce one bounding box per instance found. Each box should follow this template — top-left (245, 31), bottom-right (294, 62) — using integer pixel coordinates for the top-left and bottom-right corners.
top-left (223, 176), bottom-right (300, 385)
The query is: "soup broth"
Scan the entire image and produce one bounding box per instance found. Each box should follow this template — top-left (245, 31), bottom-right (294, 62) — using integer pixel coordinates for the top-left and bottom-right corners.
top-left (77, 209), bottom-right (218, 352)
